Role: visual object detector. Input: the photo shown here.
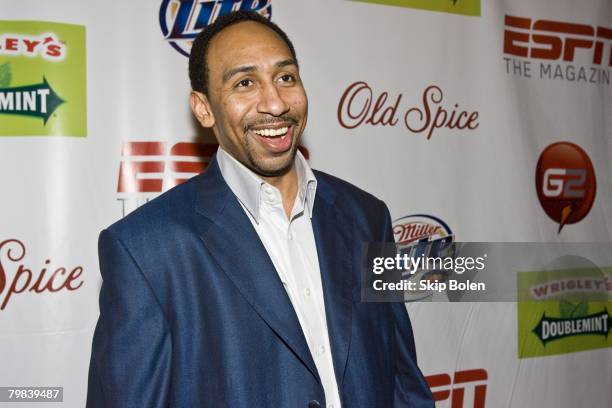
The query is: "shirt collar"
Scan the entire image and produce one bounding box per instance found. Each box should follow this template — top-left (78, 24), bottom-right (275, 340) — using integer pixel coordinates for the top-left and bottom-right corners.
top-left (216, 146), bottom-right (317, 223)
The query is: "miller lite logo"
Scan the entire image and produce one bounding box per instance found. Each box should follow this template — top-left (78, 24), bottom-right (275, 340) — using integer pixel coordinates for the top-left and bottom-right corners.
top-left (392, 214), bottom-right (455, 300)
top-left (535, 142), bottom-right (596, 233)
top-left (159, 0), bottom-right (272, 57)
top-left (393, 214), bottom-right (453, 245)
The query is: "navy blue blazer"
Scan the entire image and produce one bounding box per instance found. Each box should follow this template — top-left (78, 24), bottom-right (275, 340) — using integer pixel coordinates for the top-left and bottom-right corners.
top-left (86, 156), bottom-right (434, 407)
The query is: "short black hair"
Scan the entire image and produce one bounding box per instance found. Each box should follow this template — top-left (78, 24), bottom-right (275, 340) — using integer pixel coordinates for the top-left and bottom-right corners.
top-left (188, 10), bottom-right (298, 95)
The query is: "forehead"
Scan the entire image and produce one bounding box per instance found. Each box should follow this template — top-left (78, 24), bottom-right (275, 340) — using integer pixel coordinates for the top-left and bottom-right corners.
top-left (207, 21), bottom-right (293, 73)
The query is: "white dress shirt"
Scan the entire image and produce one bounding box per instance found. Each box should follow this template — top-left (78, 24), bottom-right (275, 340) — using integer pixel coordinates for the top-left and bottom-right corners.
top-left (216, 147), bottom-right (341, 408)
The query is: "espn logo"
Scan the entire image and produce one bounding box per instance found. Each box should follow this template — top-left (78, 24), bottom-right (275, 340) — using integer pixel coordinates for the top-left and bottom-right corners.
top-left (504, 15), bottom-right (612, 65)
top-left (117, 141), bottom-right (217, 193)
top-left (426, 369), bottom-right (488, 408)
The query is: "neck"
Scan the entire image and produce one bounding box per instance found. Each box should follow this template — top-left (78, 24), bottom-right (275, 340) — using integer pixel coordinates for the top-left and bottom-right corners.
top-left (261, 165), bottom-right (298, 218)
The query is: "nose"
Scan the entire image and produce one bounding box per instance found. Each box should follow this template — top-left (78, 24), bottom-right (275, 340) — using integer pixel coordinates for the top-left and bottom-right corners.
top-left (257, 82), bottom-right (289, 117)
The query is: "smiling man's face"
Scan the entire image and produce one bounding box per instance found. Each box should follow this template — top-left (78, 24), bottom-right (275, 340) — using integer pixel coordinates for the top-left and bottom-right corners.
top-left (191, 21), bottom-right (308, 178)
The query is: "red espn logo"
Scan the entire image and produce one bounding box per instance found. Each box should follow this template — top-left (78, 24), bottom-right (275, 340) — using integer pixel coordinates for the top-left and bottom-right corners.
top-left (504, 15), bottom-right (612, 65)
top-left (426, 369), bottom-right (488, 408)
top-left (117, 141), bottom-right (217, 193)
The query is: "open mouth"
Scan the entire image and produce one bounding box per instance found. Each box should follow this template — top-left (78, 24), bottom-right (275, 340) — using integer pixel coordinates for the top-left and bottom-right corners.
top-left (251, 127), bottom-right (289, 137)
top-left (248, 124), bottom-right (294, 153)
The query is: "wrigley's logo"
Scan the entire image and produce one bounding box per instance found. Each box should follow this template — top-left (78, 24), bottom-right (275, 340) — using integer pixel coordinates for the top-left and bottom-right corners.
top-left (533, 309), bottom-right (611, 345)
top-left (348, 0), bottom-right (481, 17)
top-left (0, 77), bottom-right (64, 123)
top-left (517, 268), bottom-right (612, 358)
top-left (0, 20), bottom-right (86, 137)
top-left (0, 33), bottom-right (66, 61)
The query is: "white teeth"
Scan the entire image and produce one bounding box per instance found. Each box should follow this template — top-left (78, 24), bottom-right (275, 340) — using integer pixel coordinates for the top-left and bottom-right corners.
top-left (252, 127), bottom-right (289, 137)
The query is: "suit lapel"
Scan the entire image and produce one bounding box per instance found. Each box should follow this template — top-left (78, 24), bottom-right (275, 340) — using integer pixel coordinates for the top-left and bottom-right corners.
top-left (311, 180), bottom-right (354, 390)
top-left (193, 159), bottom-right (320, 383)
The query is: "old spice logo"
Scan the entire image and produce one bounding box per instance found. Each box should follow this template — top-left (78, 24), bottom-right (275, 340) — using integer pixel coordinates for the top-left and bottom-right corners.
top-left (337, 82), bottom-right (479, 139)
top-left (0, 33), bottom-right (66, 61)
top-left (0, 239), bottom-right (84, 311)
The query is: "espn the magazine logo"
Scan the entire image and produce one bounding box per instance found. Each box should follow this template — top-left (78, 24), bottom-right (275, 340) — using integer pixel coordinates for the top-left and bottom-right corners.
top-left (426, 369), bottom-right (488, 408)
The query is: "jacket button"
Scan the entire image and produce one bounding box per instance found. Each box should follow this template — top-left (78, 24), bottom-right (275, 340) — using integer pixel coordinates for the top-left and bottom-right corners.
top-left (308, 400), bottom-right (321, 408)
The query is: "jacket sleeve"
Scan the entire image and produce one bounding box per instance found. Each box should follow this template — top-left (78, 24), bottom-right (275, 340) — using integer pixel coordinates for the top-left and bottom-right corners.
top-left (86, 229), bottom-right (172, 408)
top-left (379, 204), bottom-right (435, 408)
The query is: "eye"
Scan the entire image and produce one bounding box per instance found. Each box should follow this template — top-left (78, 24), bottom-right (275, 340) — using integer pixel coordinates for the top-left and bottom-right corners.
top-left (278, 74), bottom-right (295, 83)
top-left (236, 78), bottom-right (253, 88)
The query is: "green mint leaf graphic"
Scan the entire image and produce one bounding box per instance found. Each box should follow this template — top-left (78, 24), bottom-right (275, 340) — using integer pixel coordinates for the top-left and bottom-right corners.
top-left (572, 302), bottom-right (589, 318)
top-left (559, 301), bottom-right (590, 318)
top-left (559, 301), bottom-right (574, 318)
top-left (0, 62), bottom-right (11, 88)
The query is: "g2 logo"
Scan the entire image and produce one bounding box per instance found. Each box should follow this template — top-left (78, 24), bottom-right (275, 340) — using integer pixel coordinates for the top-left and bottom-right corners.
top-left (542, 168), bottom-right (586, 198)
top-left (535, 142), bottom-right (596, 233)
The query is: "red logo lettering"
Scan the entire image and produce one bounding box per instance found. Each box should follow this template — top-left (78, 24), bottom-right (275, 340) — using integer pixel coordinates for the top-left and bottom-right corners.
top-left (117, 141), bottom-right (217, 193)
top-left (0, 239), bottom-right (84, 311)
top-left (426, 369), bottom-right (488, 408)
top-left (535, 142), bottom-right (596, 233)
top-left (504, 15), bottom-right (612, 65)
top-left (337, 82), bottom-right (479, 139)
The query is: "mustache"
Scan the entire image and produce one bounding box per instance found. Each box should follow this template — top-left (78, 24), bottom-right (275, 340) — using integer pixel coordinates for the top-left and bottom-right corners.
top-left (244, 115), bottom-right (299, 130)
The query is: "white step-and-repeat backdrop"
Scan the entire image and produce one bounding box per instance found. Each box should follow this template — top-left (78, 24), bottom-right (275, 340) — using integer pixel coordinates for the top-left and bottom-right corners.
top-left (1, 1), bottom-right (610, 406)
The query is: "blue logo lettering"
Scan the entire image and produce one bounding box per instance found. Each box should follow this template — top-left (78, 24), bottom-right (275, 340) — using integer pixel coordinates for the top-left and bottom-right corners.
top-left (159, 0), bottom-right (272, 57)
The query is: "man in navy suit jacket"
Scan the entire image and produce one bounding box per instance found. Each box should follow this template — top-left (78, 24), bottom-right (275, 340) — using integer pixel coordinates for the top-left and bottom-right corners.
top-left (87, 11), bottom-right (433, 408)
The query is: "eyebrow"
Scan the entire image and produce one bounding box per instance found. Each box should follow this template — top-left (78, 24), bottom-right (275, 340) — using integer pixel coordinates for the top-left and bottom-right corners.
top-left (221, 58), bottom-right (299, 84)
top-left (276, 58), bottom-right (298, 69)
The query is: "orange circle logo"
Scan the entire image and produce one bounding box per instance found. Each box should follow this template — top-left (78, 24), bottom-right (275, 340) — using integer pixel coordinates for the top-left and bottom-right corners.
top-left (535, 142), bottom-right (596, 233)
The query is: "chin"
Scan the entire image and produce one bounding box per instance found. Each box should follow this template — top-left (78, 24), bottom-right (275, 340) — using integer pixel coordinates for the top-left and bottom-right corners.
top-left (253, 162), bottom-right (293, 178)
top-left (247, 148), bottom-right (298, 178)
top-left (252, 157), bottom-right (295, 177)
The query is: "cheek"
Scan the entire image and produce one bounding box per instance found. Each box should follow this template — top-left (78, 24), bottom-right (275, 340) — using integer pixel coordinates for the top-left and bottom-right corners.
top-left (286, 90), bottom-right (308, 114)
top-left (224, 92), bottom-right (259, 116)
top-left (220, 100), bottom-right (248, 128)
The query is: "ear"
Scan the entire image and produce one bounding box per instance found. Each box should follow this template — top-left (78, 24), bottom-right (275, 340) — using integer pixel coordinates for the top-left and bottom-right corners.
top-left (190, 91), bottom-right (215, 128)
